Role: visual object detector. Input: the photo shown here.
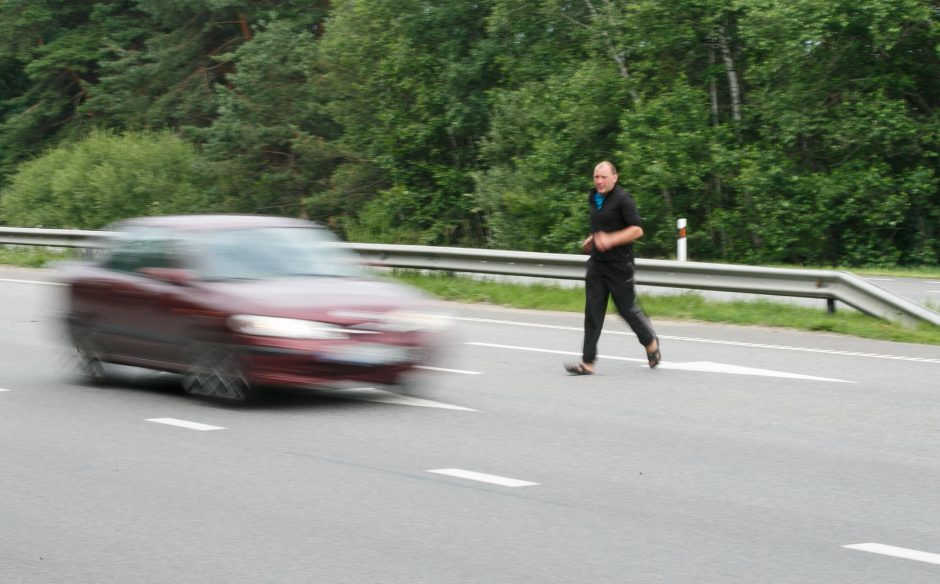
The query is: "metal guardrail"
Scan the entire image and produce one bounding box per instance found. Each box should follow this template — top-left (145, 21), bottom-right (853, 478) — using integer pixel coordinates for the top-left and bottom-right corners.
top-left (0, 226), bottom-right (112, 248)
top-left (348, 243), bottom-right (940, 327)
top-left (3, 227), bottom-right (939, 328)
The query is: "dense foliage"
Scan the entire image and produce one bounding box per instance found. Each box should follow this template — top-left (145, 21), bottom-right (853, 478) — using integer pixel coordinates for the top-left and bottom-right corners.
top-left (1, 130), bottom-right (214, 227)
top-left (1, 0), bottom-right (938, 266)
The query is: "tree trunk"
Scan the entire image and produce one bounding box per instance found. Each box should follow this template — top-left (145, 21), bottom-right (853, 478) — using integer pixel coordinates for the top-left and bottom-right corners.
top-left (314, 1), bottom-right (330, 38)
top-left (708, 48), bottom-right (719, 125)
top-left (717, 25), bottom-right (742, 122)
top-left (238, 12), bottom-right (252, 41)
top-left (660, 187), bottom-right (675, 219)
top-left (582, 0), bottom-right (640, 102)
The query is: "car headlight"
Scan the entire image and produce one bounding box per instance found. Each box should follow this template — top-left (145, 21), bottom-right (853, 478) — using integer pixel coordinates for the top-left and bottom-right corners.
top-left (227, 315), bottom-right (348, 340)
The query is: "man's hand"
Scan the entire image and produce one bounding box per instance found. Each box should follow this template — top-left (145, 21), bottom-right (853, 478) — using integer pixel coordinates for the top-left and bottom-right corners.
top-left (594, 231), bottom-right (613, 252)
top-left (580, 234), bottom-right (594, 254)
top-left (593, 226), bottom-right (643, 253)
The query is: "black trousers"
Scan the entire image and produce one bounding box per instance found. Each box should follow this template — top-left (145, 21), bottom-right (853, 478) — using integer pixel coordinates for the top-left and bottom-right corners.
top-left (582, 258), bottom-right (656, 363)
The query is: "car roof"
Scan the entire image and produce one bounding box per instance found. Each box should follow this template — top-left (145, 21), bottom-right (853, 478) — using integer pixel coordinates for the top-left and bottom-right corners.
top-left (111, 214), bottom-right (323, 232)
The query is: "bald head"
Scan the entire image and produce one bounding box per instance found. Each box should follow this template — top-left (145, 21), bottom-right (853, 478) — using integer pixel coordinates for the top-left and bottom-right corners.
top-left (593, 161), bottom-right (618, 194)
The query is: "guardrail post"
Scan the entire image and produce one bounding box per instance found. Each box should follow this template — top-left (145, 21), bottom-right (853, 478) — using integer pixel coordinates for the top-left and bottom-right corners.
top-left (677, 218), bottom-right (687, 261)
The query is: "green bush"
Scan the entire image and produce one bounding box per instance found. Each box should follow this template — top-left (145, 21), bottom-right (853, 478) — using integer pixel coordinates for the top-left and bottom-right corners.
top-left (1, 130), bottom-right (216, 228)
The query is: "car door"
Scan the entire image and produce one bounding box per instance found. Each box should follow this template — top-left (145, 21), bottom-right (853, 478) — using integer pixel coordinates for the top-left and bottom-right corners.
top-left (90, 231), bottom-right (183, 366)
top-left (133, 238), bottom-right (233, 368)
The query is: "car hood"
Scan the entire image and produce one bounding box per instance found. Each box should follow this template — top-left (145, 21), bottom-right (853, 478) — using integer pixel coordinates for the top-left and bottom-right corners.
top-left (201, 276), bottom-right (433, 320)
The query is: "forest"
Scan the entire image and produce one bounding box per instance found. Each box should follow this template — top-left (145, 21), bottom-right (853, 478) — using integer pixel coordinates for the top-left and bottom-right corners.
top-left (1, 0), bottom-right (938, 267)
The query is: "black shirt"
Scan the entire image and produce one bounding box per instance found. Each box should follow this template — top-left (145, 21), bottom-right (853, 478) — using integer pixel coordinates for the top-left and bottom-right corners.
top-left (588, 184), bottom-right (642, 262)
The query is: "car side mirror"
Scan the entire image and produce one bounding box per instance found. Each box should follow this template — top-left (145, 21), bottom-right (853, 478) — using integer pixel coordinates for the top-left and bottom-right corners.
top-left (138, 267), bottom-right (193, 286)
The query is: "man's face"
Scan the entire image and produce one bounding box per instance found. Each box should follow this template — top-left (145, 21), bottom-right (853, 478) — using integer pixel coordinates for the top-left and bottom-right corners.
top-left (593, 164), bottom-right (617, 194)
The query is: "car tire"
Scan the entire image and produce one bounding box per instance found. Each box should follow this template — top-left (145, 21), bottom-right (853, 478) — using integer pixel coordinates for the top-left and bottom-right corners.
top-left (182, 345), bottom-right (253, 403)
top-left (75, 334), bottom-right (110, 386)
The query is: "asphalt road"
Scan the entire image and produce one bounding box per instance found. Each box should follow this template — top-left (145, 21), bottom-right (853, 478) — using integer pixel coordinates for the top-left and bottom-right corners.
top-left (2, 267), bottom-right (940, 583)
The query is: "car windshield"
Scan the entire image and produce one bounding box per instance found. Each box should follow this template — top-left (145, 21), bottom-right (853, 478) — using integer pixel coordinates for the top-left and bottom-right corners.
top-left (191, 227), bottom-right (363, 281)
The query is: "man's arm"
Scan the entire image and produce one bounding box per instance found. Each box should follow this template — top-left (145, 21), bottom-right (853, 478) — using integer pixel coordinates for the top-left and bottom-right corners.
top-left (593, 225), bottom-right (643, 252)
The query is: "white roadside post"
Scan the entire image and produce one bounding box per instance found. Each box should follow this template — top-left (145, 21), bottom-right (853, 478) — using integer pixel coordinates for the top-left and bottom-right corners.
top-left (677, 218), bottom-right (687, 261)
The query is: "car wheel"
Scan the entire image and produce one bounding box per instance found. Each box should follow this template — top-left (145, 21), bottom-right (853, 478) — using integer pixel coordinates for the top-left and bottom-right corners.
top-left (183, 346), bottom-right (252, 402)
top-left (75, 335), bottom-right (109, 385)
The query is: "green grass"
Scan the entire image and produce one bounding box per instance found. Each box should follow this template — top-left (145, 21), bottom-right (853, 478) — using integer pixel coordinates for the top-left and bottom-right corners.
top-left (0, 246), bottom-right (81, 267)
top-left (3, 246), bottom-right (938, 345)
top-left (391, 270), bottom-right (940, 346)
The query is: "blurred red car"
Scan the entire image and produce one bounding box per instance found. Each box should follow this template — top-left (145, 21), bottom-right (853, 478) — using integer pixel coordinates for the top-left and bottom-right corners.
top-left (62, 214), bottom-right (449, 401)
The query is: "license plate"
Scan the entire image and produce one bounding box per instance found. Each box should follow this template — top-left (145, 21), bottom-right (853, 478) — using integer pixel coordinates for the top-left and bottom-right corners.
top-left (320, 343), bottom-right (412, 365)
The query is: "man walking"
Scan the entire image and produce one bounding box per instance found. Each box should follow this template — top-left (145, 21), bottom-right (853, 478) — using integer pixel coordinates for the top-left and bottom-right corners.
top-left (565, 161), bottom-right (661, 375)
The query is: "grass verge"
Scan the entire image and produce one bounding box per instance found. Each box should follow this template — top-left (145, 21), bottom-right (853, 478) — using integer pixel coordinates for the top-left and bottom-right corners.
top-left (0, 246), bottom-right (79, 267)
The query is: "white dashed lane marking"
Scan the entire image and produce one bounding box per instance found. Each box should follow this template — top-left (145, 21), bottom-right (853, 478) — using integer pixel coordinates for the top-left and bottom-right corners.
top-left (428, 468), bottom-right (538, 487)
top-left (415, 365), bottom-right (482, 375)
top-left (468, 342), bottom-right (855, 383)
top-left (146, 418), bottom-right (225, 431)
top-left (452, 316), bottom-right (940, 365)
top-left (0, 388), bottom-right (9, 392)
top-left (0, 278), bottom-right (64, 286)
top-left (662, 335), bottom-right (940, 364)
top-left (844, 543), bottom-right (940, 566)
top-left (318, 387), bottom-right (477, 411)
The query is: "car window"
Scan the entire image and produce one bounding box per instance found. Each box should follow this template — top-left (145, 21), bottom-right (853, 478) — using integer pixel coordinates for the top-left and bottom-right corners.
top-left (104, 231), bottom-right (178, 273)
top-left (191, 227), bottom-right (362, 281)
